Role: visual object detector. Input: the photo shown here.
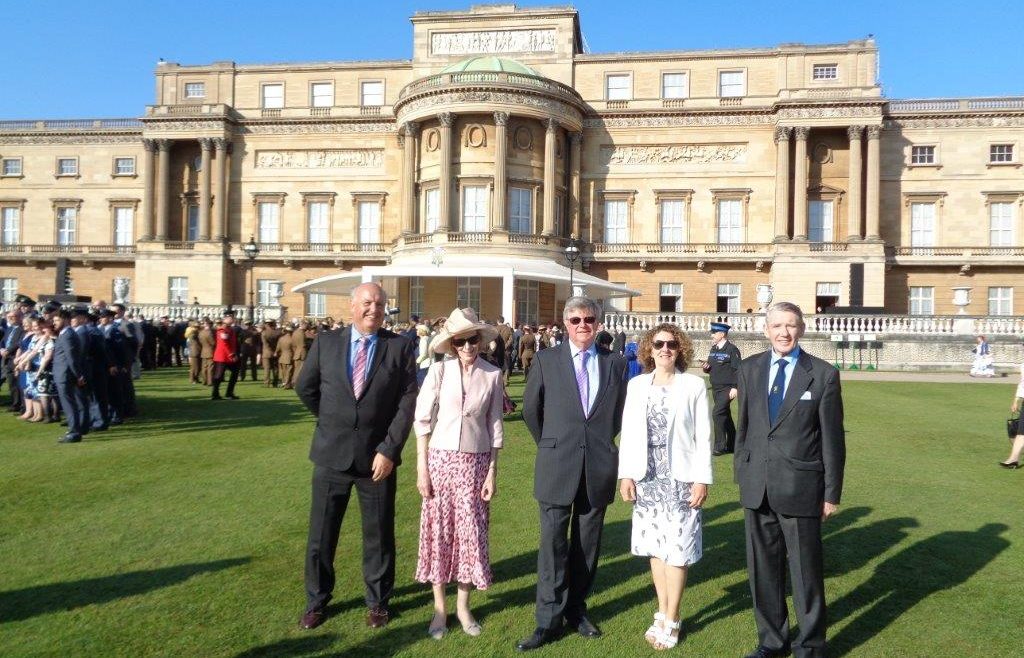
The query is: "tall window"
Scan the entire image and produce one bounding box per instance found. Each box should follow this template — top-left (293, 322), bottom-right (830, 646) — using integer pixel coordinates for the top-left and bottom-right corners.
top-left (56, 207), bottom-right (77, 245)
top-left (308, 201), bottom-right (329, 243)
top-left (168, 277), bottom-right (188, 304)
top-left (716, 284), bottom-right (741, 313)
top-left (910, 202), bottom-right (935, 247)
top-left (660, 199), bottom-right (685, 243)
top-left (456, 277), bottom-right (481, 311)
top-left (258, 279), bottom-right (282, 306)
top-left (717, 199), bottom-right (742, 243)
top-left (719, 70), bottom-right (745, 97)
top-left (0, 278), bottom-right (16, 302)
top-left (186, 204), bottom-right (199, 241)
top-left (911, 145), bottom-right (936, 165)
top-left (409, 276), bottom-right (424, 318)
top-left (989, 202), bottom-right (1015, 246)
top-left (261, 83), bottom-right (284, 109)
top-left (509, 187), bottom-right (532, 234)
top-left (424, 188), bottom-right (440, 233)
top-left (358, 201), bottom-right (380, 244)
top-left (659, 283), bottom-right (683, 312)
top-left (306, 292), bottom-right (326, 317)
top-left (1, 158), bottom-right (22, 176)
top-left (816, 282), bottom-right (841, 312)
top-left (604, 200), bottom-right (628, 243)
top-left (311, 82), bottom-right (333, 107)
top-left (360, 81), bottom-right (384, 106)
top-left (662, 72), bottom-right (688, 99)
top-left (114, 207), bottom-right (134, 246)
top-left (184, 82), bottom-right (205, 98)
top-left (516, 280), bottom-right (539, 326)
top-left (605, 74), bottom-right (631, 100)
top-left (1, 207), bottom-right (19, 245)
top-left (462, 186), bottom-right (488, 232)
top-left (909, 287), bottom-right (934, 315)
top-left (988, 287), bottom-right (1013, 316)
top-left (990, 144), bottom-right (1014, 163)
top-left (808, 200), bottom-right (834, 242)
top-left (258, 202), bottom-right (280, 243)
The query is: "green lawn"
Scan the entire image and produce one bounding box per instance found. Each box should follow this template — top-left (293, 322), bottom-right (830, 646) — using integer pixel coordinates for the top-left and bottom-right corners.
top-left (1, 369), bottom-right (1020, 657)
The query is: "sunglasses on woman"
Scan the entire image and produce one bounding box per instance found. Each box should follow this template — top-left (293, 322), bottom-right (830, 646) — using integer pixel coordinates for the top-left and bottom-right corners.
top-left (451, 335), bottom-right (481, 347)
top-left (653, 340), bottom-right (680, 350)
top-left (567, 316), bottom-right (597, 325)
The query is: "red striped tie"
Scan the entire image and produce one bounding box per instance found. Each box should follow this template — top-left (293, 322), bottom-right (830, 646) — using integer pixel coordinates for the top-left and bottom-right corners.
top-left (352, 337), bottom-right (369, 399)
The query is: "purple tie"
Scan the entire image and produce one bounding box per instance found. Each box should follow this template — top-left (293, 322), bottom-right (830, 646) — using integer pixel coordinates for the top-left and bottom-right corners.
top-left (576, 350), bottom-right (590, 414)
top-left (352, 337), bottom-right (369, 399)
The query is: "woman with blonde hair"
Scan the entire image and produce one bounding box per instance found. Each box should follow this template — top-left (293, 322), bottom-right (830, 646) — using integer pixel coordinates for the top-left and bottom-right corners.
top-left (413, 308), bottom-right (504, 639)
top-left (618, 322), bottom-right (712, 650)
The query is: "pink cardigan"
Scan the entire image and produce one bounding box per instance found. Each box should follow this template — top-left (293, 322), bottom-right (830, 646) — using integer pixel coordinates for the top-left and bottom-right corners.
top-left (413, 358), bottom-right (504, 453)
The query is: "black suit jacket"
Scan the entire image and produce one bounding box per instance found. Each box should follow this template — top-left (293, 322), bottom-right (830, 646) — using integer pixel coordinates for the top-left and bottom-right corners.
top-left (522, 342), bottom-right (628, 507)
top-left (295, 327), bottom-right (417, 476)
top-left (1, 324), bottom-right (25, 374)
top-left (734, 348), bottom-right (846, 517)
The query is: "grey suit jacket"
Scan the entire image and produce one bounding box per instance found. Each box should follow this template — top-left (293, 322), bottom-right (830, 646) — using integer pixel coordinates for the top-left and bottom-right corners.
top-left (1, 324), bottom-right (25, 374)
top-left (53, 328), bottom-right (84, 384)
top-left (522, 342), bottom-right (628, 507)
top-left (734, 347), bottom-right (846, 517)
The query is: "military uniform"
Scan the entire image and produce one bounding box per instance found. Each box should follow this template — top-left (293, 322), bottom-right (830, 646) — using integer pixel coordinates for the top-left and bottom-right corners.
top-left (291, 325), bottom-right (308, 386)
top-left (703, 322), bottom-right (741, 455)
top-left (261, 324), bottom-right (281, 387)
top-left (198, 325), bottom-right (216, 386)
top-left (275, 331), bottom-right (294, 389)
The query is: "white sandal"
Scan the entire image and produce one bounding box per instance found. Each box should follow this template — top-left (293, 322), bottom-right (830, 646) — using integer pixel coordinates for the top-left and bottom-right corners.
top-left (655, 618), bottom-right (682, 650)
top-left (645, 612), bottom-right (665, 646)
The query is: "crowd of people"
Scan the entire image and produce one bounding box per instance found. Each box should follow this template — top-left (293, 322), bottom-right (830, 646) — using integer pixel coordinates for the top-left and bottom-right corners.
top-left (294, 283), bottom-right (846, 658)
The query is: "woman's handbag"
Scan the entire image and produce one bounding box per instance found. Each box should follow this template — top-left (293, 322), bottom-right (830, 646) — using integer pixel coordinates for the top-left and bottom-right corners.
top-left (1008, 413), bottom-right (1021, 439)
top-left (502, 387), bottom-right (517, 415)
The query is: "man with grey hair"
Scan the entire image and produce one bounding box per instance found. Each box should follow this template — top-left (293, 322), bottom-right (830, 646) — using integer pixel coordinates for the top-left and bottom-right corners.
top-left (518, 297), bottom-right (628, 651)
top-left (734, 301), bottom-right (846, 658)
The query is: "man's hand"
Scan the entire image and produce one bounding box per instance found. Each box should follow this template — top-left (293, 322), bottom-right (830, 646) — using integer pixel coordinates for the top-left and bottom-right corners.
top-left (728, 387), bottom-right (738, 401)
top-left (822, 501), bottom-right (838, 521)
top-left (619, 478), bottom-right (636, 502)
top-left (371, 453), bottom-right (394, 482)
top-left (1012, 398), bottom-right (1021, 414)
top-left (689, 483), bottom-right (708, 509)
top-left (76, 376), bottom-right (86, 388)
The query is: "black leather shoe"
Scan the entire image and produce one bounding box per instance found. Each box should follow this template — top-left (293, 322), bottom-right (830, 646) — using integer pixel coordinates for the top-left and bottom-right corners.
top-left (58, 433), bottom-right (82, 444)
top-left (299, 608), bottom-right (326, 630)
top-left (516, 627), bottom-right (561, 652)
top-left (712, 450), bottom-right (725, 456)
top-left (572, 616), bottom-right (601, 638)
top-left (743, 646), bottom-right (791, 658)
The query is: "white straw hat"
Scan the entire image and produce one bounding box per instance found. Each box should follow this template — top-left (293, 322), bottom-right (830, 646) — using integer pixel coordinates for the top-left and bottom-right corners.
top-left (430, 307), bottom-right (499, 354)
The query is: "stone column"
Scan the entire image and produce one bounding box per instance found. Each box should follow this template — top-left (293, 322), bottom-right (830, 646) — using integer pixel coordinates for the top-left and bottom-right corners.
top-left (542, 118), bottom-right (558, 236)
top-left (141, 139), bottom-right (156, 240)
top-left (569, 132), bottom-right (582, 238)
top-left (773, 127), bottom-right (791, 241)
top-left (198, 138), bottom-right (212, 241)
top-left (400, 122), bottom-right (419, 235)
top-left (438, 112), bottom-right (454, 231)
top-left (492, 112), bottom-right (509, 232)
top-left (865, 124), bottom-right (882, 241)
top-left (792, 127), bottom-right (810, 241)
top-left (155, 139), bottom-right (171, 241)
top-left (847, 125), bottom-right (864, 241)
top-left (212, 138), bottom-right (228, 241)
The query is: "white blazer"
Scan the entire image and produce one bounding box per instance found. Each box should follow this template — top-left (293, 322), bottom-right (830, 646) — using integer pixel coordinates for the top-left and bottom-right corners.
top-left (617, 370), bottom-right (713, 485)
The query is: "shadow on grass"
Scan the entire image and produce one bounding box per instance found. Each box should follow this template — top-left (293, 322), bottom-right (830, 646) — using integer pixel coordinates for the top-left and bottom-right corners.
top-left (0, 557), bottom-right (250, 623)
top-left (232, 634), bottom-right (340, 658)
top-left (829, 523), bottom-right (1009, 656)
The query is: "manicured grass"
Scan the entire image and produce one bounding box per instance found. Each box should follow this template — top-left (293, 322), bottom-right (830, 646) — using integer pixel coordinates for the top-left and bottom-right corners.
top-left (1, 369), bottom-right (1021, 657)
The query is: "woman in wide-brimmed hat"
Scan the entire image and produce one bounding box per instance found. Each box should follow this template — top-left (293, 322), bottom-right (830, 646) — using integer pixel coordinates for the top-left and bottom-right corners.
top-left (413, 308), bottom-right (503, 640)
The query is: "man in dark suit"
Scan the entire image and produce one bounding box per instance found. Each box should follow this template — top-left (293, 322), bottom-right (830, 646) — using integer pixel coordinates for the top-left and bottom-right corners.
top-left (295, 282), bottom-right (417, 632)
top-left (2, 309), bottom-right (25, 412)
top-left (734, 302), bottom-right (846, 658)
top-left (517, 297), bottom-right (628, 652)
top-left (52, 309), bottom-right (88, 444)
top-left (704, 321), bottom-right (742, 455)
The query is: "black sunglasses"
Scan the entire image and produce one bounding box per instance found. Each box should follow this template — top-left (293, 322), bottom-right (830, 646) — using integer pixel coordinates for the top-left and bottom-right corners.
top-left (451, 335), bottom-right (481, 347)
top-left (567, 316), bottom-right (597, 326)
top-left (652, 340), bottom-right (680, 350)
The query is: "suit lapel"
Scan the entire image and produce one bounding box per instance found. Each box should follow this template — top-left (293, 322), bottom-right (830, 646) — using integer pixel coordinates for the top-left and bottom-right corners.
top-left (772, 351), bottom-right (814, 429)
top-left (339, 327), bottom-right (355, 398)
top-left (588, 348), bottom-right (611, 418)
top-left (559, 342), bottom-right (587, 418)
top-left (752, 351), bottom-right (771, 426)
top-left (360, 329), bottom-right (388, 393)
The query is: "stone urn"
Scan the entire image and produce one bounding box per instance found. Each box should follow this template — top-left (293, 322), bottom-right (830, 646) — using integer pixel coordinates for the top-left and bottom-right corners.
top-left (952, 287), bottom-right (972, 315)
top-left (113, 277), bottom-right (130, 304)
top-left (756, 284), bottom-right (774, 312)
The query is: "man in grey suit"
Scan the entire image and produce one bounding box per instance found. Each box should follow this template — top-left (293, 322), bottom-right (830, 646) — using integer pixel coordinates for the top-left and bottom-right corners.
top-left (734, 302), bottom-right (846, 658)
top-left (517, 297), bottom-right (628, 652)
top-left (2, 309), bottom-right (25, 412)
top-left (52, 309), bottom-right (88, 444)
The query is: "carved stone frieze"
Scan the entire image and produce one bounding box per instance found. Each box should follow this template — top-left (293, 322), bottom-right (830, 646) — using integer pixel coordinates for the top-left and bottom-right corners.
top-left (583, 113), bottom-right (774, 129)
top-left (884, 116), bottom-right (1024, 129)
top-left (776, 105), bottom-right (883, 119)
top-left (0, 133), bottom-right (141, 145)
top-left (142, 120), bottom-right (226, 132)
top-left (398, 91), bottom-right (580, 125)
top-left (238, 121), bottom-right (394, 135)
top-left (600, 144), bottom-right (748, 166)
top-left (254, 149), bottom-right (384, 169)
top-left (430, 29), bottom-right (556, 56)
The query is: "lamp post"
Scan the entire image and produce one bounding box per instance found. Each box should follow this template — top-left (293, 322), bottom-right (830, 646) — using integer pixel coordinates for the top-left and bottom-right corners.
top-left (243, 235), bottom-right (260, 321)
top-left (563, 234), bottom-right (581, 296)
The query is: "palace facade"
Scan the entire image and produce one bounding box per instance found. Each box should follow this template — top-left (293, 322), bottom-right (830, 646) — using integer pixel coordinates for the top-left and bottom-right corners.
top-left (1, 4), bottom-right (1022, 326)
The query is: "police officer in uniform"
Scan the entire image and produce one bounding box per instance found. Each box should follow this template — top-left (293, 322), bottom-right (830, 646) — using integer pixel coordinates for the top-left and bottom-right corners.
top-left (703, 321), bottom-right (741, 456)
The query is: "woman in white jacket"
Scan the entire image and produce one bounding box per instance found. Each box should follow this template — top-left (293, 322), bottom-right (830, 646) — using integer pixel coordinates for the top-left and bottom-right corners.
top-left (618, 322), bottom-right (712, 650)
top-left (1000, 347), bottom-right (1024, 468)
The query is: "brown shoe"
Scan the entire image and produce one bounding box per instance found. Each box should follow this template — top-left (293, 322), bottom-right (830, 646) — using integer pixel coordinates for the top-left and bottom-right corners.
top-left (366, 606), bottom-right (390, 628)
top-left (299, 608), bottom-right (326, 630)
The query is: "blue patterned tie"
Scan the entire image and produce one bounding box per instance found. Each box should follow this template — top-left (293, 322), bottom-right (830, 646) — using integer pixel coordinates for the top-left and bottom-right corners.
top-left (768, 358), bottom-right (788, 425)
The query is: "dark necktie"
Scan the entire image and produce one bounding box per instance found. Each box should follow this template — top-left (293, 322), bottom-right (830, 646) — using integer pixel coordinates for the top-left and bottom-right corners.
top-left (768, 358), bottom-right (788, 425)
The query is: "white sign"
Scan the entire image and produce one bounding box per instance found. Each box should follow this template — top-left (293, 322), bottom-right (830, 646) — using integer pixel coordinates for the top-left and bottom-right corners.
top-left (830, 334), bottom-right (844, 342)
top-left (431, 29), bottom-right (556, 55)
top-left (863, 333), bottom-right (878, 341)
top-left (847, 334), bottom-right (861, 342)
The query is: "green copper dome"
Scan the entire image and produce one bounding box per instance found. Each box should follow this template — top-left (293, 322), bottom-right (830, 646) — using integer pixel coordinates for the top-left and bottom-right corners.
top-left (439, 56), bottom-right (539, 76)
